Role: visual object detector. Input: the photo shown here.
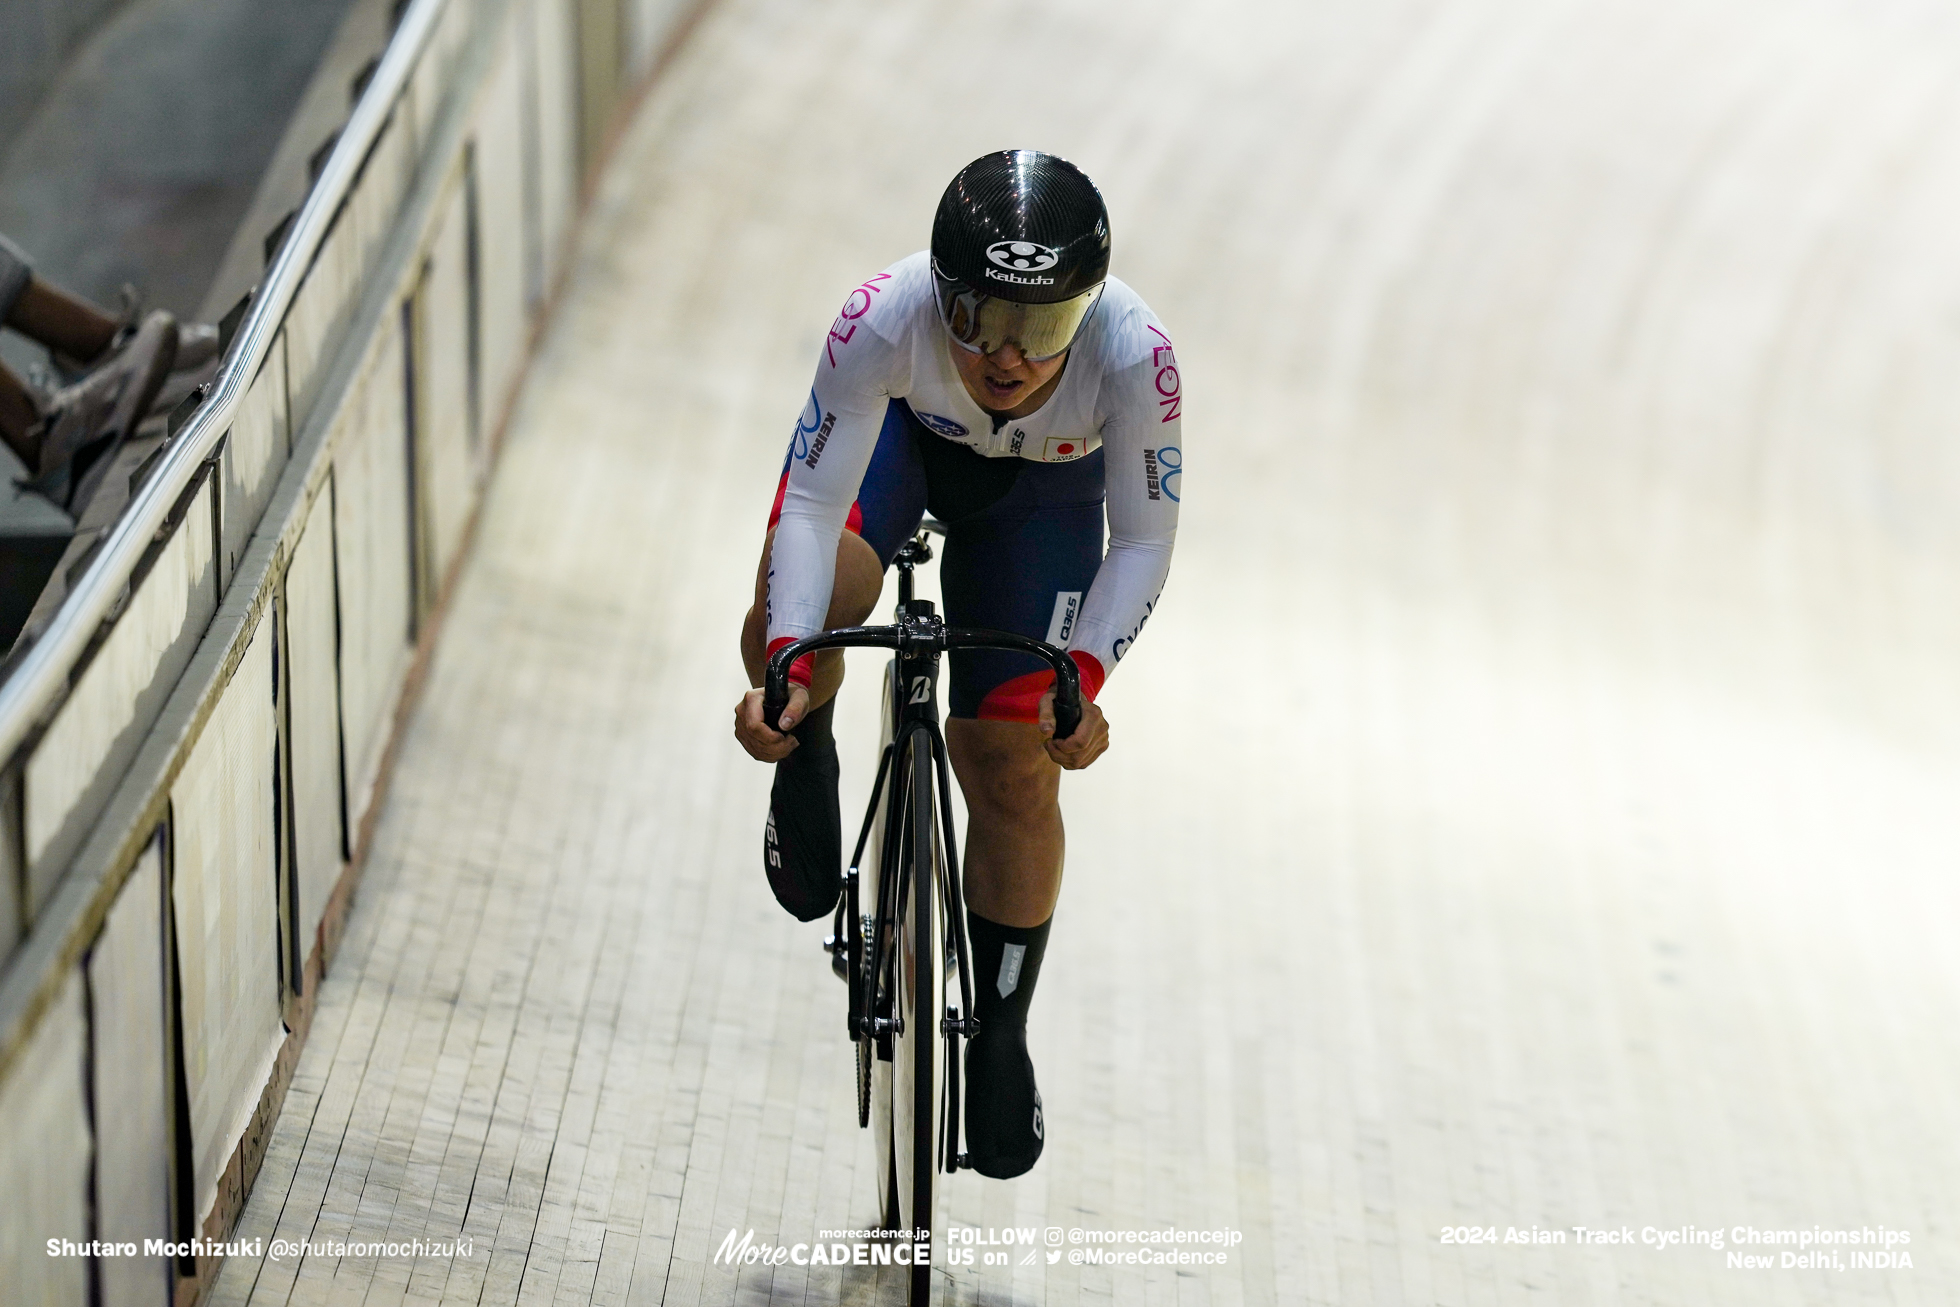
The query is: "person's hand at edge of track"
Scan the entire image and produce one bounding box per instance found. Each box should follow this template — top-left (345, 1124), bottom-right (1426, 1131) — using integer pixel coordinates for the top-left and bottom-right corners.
top-left (1038, 691), bottom-right (1108, 770)
top-left (735, 684), bottom-right (810, 762)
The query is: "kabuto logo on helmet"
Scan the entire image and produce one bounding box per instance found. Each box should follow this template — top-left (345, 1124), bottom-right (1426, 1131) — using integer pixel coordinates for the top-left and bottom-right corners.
top-left (985, 240), bottom-right (1060, 273)
top-left (933, 150), bottom-right (1112, 355)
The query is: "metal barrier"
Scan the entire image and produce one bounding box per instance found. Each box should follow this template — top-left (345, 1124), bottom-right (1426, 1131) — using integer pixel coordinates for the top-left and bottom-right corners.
top-left (0, 0), bottom-right (704, 1297)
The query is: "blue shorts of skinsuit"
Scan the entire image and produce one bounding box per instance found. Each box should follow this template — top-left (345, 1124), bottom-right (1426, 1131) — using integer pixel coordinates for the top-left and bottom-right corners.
top-left (769, 399), bottom-right (1104, 719)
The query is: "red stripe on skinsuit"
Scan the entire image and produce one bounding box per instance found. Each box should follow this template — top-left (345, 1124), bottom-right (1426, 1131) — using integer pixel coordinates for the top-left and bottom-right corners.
top-left (974, 652), bottom-right (1106, 724)
top-left (767, 469), bottom-right (864, 536)
top-left (765, 635), bottom-right (816, 688)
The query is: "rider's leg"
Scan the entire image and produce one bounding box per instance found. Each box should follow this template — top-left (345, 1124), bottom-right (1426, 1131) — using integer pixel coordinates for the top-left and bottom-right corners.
top-left (947, 719), bottom-right (1065, 1178)
top-left (930, 447), bottom-right (1103, 1179)
top-left (946, 720), bottom-right (1062, 924)
top-left (740, 525), bottom-right (884, 701)
top-left (742, 526), bottom-right (883, 921)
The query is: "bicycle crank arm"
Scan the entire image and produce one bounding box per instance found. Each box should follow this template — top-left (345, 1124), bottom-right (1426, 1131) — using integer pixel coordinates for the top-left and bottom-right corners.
top-left (825, 868), bottom-right (856, 982)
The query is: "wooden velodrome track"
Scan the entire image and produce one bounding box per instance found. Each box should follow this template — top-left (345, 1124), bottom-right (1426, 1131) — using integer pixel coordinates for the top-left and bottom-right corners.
top-left (211, 0), bottom-right (1960, 1301)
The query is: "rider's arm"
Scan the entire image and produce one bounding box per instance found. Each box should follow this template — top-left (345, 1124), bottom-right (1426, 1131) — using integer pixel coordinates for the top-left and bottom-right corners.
top-left (1067, 314), bottom-right (1182, 693)
top-left (766, 267), bottom-right (916, 676)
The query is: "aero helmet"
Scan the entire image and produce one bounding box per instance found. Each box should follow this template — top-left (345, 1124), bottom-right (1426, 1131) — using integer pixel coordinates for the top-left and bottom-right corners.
top-left (930, 150), bottom-right (1110, 361)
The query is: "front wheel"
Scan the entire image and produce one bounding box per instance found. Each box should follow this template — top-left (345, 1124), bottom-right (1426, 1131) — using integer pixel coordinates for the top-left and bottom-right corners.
top-left (876, 727), bottom-right (943, 1303)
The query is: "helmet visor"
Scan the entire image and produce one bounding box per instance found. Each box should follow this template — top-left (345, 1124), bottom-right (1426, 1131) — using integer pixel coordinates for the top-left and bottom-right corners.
top-left (934, 268), bottom-right (1103, 362)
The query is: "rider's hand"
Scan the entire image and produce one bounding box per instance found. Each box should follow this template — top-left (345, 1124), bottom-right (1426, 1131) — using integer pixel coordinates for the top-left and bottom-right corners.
top-left (735, 684), bottom-right (809, 762)
top-left (1038, 690), bottom-right (1108, 770)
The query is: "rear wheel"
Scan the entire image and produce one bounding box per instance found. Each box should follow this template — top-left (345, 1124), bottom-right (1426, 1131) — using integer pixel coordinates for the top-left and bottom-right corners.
top-left (870, 664), bottom-right (899, 1230)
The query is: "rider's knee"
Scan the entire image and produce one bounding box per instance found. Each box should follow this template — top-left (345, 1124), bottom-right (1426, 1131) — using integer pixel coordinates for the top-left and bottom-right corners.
top-left (949, 723), bottom-right (1058, 818)
top-left (757, 526), bottom-right (883, 630)
top-left (829, 531), bottom-right (882, 627)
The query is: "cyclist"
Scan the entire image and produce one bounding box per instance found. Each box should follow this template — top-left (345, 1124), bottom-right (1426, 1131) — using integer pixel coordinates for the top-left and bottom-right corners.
top-left (733, 150), bottom-right (1182, 1179)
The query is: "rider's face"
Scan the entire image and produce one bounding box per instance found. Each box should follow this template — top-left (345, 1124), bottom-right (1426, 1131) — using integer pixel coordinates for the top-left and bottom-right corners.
top-left (948, 337), bottom-right (1068, 415)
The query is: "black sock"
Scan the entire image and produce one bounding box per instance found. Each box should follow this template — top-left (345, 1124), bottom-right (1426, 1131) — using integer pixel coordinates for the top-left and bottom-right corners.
top-left (967, 910), bottom-right (1050, 1034)
top-left (962, 910), bottom-right (1052, 1178)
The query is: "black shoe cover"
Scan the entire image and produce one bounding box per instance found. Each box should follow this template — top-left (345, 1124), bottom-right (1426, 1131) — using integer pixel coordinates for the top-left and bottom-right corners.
top-left (964, 1025), bottom-right (1044, 1178)
top-left (763, 700), bottom-right (840, 921)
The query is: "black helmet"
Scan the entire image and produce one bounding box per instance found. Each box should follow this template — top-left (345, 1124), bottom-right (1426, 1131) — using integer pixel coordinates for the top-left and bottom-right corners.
top-left (930, 150), bottom-right (1110, 360)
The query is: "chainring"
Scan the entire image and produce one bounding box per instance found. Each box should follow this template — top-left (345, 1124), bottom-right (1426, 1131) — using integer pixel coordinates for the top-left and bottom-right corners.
top-left (857, 911), bottom-right (876, 1127)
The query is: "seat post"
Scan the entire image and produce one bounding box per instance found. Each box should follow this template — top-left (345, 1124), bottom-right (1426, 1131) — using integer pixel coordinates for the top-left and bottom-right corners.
top-left (892, 529), bottom-right (933, 609)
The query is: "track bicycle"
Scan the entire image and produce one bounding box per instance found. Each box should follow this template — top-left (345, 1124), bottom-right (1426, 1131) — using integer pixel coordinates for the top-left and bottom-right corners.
top-left (762, 521), bottom-right (1082, 1306)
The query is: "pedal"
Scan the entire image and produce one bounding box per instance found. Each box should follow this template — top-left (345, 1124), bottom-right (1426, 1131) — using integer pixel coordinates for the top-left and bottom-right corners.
top-left (822, 933), bottom-right (849, 981)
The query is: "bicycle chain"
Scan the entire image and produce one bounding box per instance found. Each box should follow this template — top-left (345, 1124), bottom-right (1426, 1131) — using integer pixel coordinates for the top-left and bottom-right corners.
top-left (857, 912), bottom-right (875, 1127)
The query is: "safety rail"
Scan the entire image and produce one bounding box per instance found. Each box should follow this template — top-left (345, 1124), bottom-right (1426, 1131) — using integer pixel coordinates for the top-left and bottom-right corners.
top-left (0, 0), bottom-right (706, 1297)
